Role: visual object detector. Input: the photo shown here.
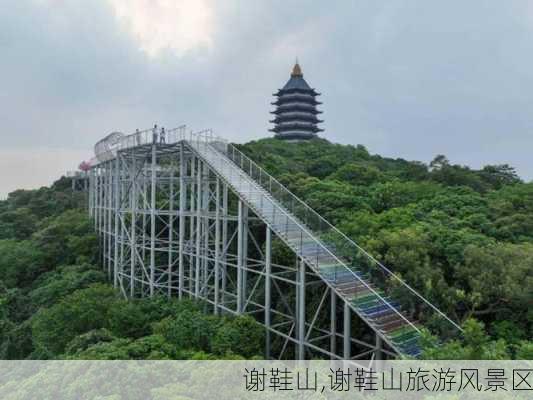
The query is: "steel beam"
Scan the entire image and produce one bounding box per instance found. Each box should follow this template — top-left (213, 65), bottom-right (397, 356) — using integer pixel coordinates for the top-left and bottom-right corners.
top-left (265, 227), bottom-right (272, 358)
top-left (343, 301), bottom-right (351, 359)
top-left (168, 167), bottom-right (174, 297)
top-left (178, 143), bottom-right (186, 298)
top-left (330, 288), bottom-right (337, 358)
top-left (113, 157), bottom-right (120, 288)
top-left (149, 145), bottom-right (157, 297)
top-left (195, 158), bottom-right (202, 298)
top-left (214, 178), bottom-right (221, 315)
top-left (297, 259), bottom-right (306, 360)
top-left (130, 157), bottom-right (137, 298)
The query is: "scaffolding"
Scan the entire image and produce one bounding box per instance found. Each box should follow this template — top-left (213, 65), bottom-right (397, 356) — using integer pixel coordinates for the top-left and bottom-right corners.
top-left (86, 126), bottom-right (461, 360)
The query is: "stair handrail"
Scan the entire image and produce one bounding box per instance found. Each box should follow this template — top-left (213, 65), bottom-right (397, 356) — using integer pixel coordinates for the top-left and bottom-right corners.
top-left (187, 138), bottom-right (422, 338)
top-left (93, 125), bottom-right (189, 163)
top-left (214, 139), bottom-right (463, 334)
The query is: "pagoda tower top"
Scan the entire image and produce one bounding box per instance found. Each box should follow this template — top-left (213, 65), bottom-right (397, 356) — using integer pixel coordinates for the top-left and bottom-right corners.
top-left (270, 62), bottom-right (323, 141)
top-left (291, 62), bottom-right (303, 77)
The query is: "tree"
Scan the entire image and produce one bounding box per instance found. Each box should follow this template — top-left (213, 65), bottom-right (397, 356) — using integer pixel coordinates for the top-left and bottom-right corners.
top-left (298, 180), bottom-right (370, 222)
top-left (31, 210), bottom-right (97, 267)
top-left (330, 163), bottom-right (383, 186)
top-left (422, 319), bottom-right (510, 360)
top-left (64, 328), bottom-right (117, 355)
top-left (211, 316), bottom-right (264, 357)
top-left (152, 309), bottom-right (218, 352)
top-left (457, 243), bottom-right (532, 323)
top-left (0, 207), bottom-right (38, 240)
top-left (107, 300), bottom-right (155, 339)
top-left (429, 155), bottom-right (450, 171)
top-left (29, 264), bottom-right (105, 309)
top-left (516, 341), bottom-right (533, 359)
top-left (0, 240), bottom-right (43, 288)
top-left (479, 164), bottom-right (521, 189)
top-left (369, 180), bottom-right (442, 212)
top-left (488, 183), bottom-right (533, 242)
top-left (31, 284), bottom-right (119, 356)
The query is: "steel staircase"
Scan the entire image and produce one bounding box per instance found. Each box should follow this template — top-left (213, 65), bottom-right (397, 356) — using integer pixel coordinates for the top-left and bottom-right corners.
top-left (184, 137), bottom-right (462, 358)
top-left (95, 126), bottom-right (461, 358)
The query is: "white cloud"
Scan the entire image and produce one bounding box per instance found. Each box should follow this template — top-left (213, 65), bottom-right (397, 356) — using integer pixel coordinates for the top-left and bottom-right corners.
top-left (107, 0), bottom-right (214, 57)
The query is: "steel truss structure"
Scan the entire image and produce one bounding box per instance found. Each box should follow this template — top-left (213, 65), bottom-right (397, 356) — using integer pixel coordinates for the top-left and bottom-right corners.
top-left (88, 140), bottom-right (390, 360)
top-left (86, 126), bottom-right (460, 360)
top-left (67, 171), bottom-right (89, 192)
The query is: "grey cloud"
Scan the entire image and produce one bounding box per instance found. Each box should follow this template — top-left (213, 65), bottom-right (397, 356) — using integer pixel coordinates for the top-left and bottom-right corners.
top-left (0, 0), bottom-right (532, 199)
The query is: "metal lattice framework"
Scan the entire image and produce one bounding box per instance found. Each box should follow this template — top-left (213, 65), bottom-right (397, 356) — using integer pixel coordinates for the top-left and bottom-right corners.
top-left (86, 126), bottom-right (461, 360)
top-left (67, 171), bottom-right (89, 192)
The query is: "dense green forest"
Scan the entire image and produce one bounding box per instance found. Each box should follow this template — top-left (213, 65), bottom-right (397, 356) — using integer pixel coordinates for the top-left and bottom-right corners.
top-left (0, 138), bottom-right (531, 359)
top-left (239, 138), bottom-right (532, 359)
top-left (0, 179), bottom-right (263, 359)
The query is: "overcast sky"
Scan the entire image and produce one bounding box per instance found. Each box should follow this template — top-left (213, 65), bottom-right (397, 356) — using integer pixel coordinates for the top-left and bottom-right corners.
top-left (1, 0), bottom-right (533, 198)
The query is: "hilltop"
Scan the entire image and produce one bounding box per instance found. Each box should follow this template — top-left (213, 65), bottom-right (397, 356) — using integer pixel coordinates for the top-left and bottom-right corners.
top-left (0, 138), bottom-right (531, 359)
top-left (238, 138), bottom-right (532, 358)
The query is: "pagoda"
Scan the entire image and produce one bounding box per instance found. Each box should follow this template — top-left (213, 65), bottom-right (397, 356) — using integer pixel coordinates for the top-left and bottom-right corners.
top-left (270, 62), bottom-right (323, 140)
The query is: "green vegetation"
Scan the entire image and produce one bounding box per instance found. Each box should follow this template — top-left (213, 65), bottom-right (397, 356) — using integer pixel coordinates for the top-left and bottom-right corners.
top-left (0, 137), bottom-right (531, 360)
top-left (239, 138), bottom-right (532, 359)
top-left (0, 178), bottom-right (264, 360)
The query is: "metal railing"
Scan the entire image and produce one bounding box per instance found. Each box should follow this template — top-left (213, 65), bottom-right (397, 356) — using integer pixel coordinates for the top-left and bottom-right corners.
top-left (66, 171), bottom-right (88, 178)
top-left (92, 125), bottom-right (189, 163)
top-left (186, 138), bottom-right (424, 344)
top-left (207, 138), bottom-right (463, 340)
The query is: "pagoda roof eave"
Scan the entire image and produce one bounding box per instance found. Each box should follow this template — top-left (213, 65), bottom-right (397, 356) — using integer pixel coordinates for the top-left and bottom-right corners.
top-left (271, 109), bottom-right (322, 115)
top-left (270, 125), bottom-right (323, 133)
top-left (270, 117), bottom-right (323, 123)
top-left (272, 99), bottom-right (322, 106)
top-left (274, 88), bottom-right (320, 96)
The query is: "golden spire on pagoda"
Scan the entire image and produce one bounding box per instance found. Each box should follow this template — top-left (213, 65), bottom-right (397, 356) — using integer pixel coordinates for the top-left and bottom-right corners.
top-left (291, 60), bottom-right (303, 77)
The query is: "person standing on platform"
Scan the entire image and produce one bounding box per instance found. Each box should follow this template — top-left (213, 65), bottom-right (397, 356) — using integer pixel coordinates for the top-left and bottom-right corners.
top-left (135, 128), bottom-right (141, 145)
top-left (152, 124), bottom-right (158, 144)
top-left (160, 127), bottom-right (166, 144)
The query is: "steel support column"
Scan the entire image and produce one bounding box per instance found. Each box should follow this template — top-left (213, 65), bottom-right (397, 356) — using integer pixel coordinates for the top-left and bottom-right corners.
top-left (189, 156), bottom-right (196, 297)
top-left (113, 157), bottom-right (120, 288)
top-left (149, 145), bottom-right (157, 297)
top-left (297, 259), bottom-right (306, 360)
top-left (265, 226), bottom-right (272, 359)
top-left (178, 143), bottom-right (186, 298)
top-left (130, 157), bottom-right (137, 298)
top-left (195, 158), bottom-right (202, 298)
top-left (343, 301), bottom-right (351, 359)
top-left (214, 178), bottom-right (221, 315)
top-left (376, 336), bottom-right (383, 360)
top-left (330, 288), bottom-right (337, 358)
top-left (168, 168), bottom-right (174, 297)
top-left (236, 200), bottom-right (244, 314)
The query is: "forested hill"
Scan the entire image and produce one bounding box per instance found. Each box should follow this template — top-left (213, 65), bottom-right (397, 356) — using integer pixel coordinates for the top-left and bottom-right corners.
top-left (0, 138), bottom-right (531, 360)
top-left (239, 138), bottom-right (532, 358)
